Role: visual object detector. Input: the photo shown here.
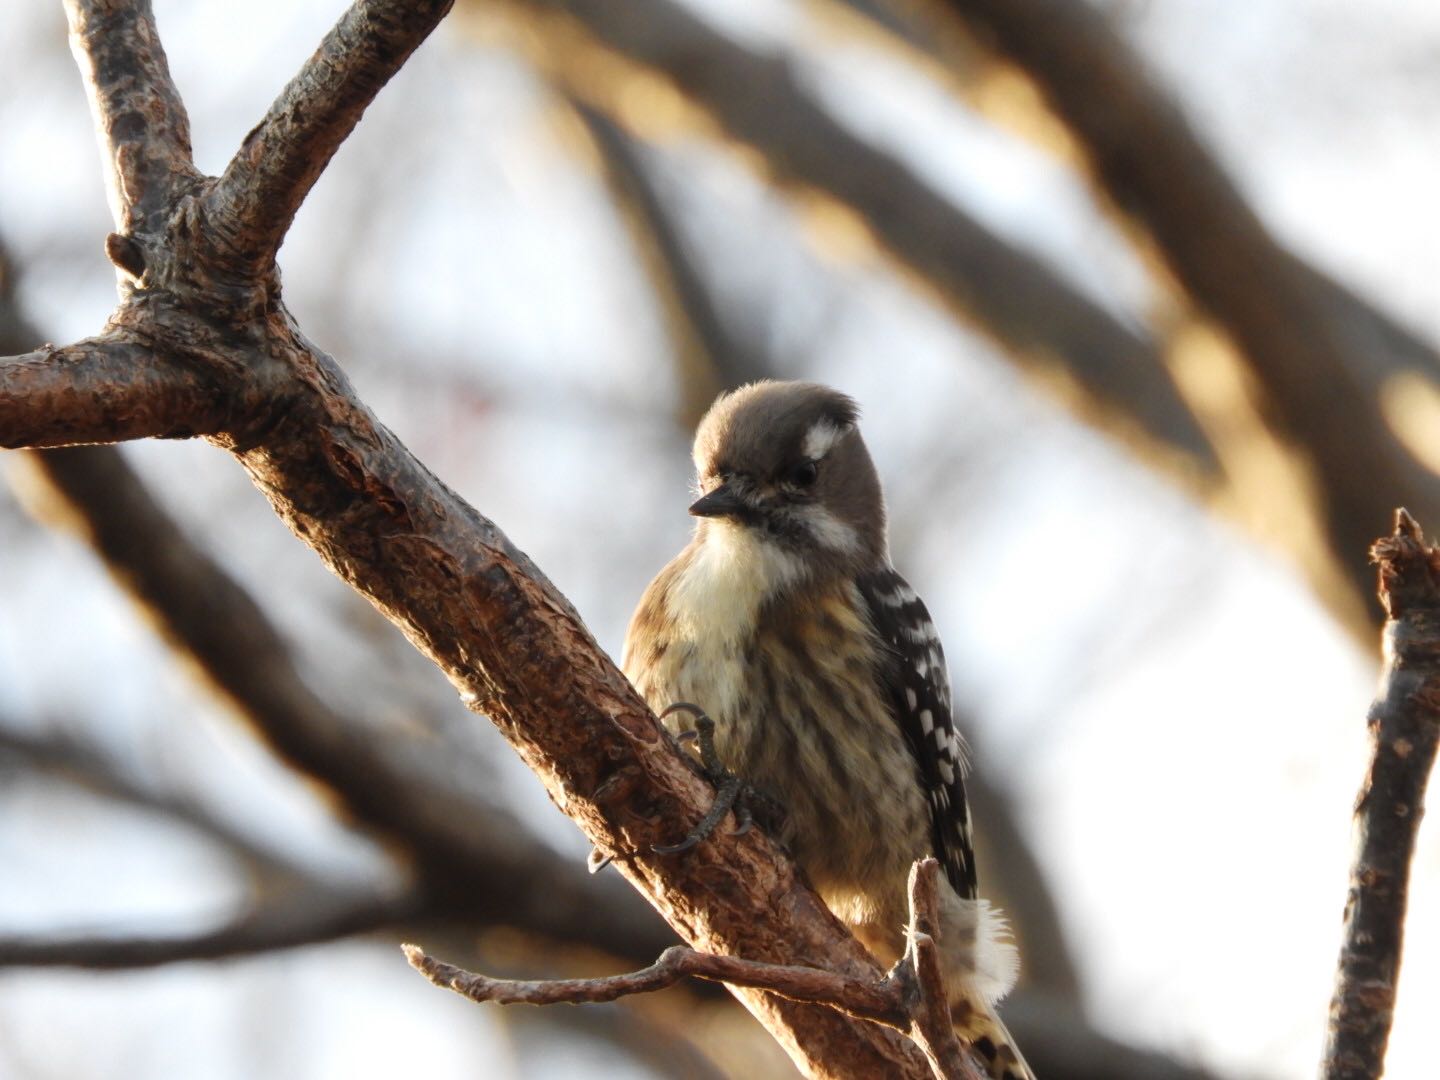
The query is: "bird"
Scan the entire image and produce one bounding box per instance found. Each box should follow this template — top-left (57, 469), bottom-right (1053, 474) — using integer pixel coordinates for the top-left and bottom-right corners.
top-left (623, 380), bottom-right (1032, 1079)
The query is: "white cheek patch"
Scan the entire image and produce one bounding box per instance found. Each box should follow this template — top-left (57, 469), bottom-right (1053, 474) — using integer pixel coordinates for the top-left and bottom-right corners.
top-left (801, 505), bottom-right (861, 554)
top-left (802, 418), bottom-right (848, 462)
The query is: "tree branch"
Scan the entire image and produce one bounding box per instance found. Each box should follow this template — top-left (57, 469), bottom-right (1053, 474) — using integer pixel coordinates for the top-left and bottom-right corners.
top-left (407, 859), bottom-right (983, 1080)
top-left (495, 0), bottom-right (1217, 476)
top-left (930, 0), bottom-right (1440, 629)
top-left (208, 0), bottom-right (455, 276)
top-left (1323, 509), bottom-right (1440, 1078)
top-left (405, 943), bottom-right (903, 1018)
top-left (221, 322), bottom-right (929, 1075)
top-left (0, 889), bottom-right (421, 970)
top-left (62, 0), bottom-right (198, 233)
top-left (0, 334), bottom-right (235, 448)
top-left (0, 235), bottom-right (674, 968)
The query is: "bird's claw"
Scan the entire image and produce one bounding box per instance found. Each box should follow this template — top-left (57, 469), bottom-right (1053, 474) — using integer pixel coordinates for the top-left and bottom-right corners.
top-left (591, 703), bottom-right (777, 869)
top-left (652, 703), bottom-right (770, 856)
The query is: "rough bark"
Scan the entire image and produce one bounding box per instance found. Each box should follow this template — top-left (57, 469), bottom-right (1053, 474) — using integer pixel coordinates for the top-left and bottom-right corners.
top-left (0, 333), bottom-right (237, 448)
top-left (209, 0), bottom-right (457, 278)
top-left (64, 0), bottom-right (199, 231)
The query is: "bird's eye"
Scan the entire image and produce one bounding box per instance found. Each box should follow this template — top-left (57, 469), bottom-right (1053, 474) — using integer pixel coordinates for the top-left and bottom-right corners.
top-left (789, 461), bottom-right (819, 488)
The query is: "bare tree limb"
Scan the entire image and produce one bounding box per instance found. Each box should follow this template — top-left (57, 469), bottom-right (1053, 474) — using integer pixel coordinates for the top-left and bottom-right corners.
top-left (62, 0), bottom-right (198, 232)
top-left (487, 0), bottom-right (1217, 477)
top-left (0, 334), bottom-right (238, 448)
top-left (220, 323), bottom-right (929, 1075)
top-left (407, 859), bottom-right (984, 1080)
top-left (0, 889), bottom-right (421, 970)
top-left (1323, 509), bottom-right (1440, 1079)
top-left (928, 0), bottom-right (1440, 631)
top-left (3, 12), bottom-right (936, 1074)
top-left (208, 0), bottom-right (456, 277)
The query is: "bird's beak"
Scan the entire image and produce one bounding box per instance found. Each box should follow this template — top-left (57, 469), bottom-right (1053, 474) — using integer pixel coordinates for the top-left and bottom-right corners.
top-left (689, 483), bottom-right (746, 519)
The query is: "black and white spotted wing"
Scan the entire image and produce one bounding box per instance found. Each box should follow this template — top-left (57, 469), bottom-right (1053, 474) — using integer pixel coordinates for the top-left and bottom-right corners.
top-left (858, 567), bottom-right (977, 901)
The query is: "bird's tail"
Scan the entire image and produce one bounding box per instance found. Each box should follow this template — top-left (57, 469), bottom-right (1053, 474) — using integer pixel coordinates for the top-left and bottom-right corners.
top-left (950, 995), bottom-right (1034, 1080)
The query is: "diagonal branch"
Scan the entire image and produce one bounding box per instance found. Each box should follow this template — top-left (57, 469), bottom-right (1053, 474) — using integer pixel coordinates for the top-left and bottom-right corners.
top-left (498, 0), bottom-right (1217, 476)
top-left (222, 331), bottom-right (931, 1075)
top-left (0, 334), bottom-right (234, 448)
top-left (63, 0), bottom-right (198, 233)
top-left (1323, 510), bottom-right (1440, 1078)
top-left (931, 0), bottom-right (1440, 627)
top-left (0, 235), bottom-right (674, 971)
top-left (207, 0), bottom-right (456, 276)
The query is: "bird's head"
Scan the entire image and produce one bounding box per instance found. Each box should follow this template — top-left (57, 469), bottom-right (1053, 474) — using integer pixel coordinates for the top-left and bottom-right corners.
top-left (688, 380), bottom-right (887, 574)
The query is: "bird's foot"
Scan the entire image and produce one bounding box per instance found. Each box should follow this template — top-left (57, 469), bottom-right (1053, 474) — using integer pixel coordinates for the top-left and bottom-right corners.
top-left (588, 702), bottom-right (781, 873)
top-left (650, 702), bottom-right (781, 855)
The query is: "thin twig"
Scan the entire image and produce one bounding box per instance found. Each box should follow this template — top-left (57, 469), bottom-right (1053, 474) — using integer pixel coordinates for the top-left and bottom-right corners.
top-left (406, 859), bottom-right (984, 1080)
top-left (405, 943), bottom-right (904, 1021)
top-left (1323, 509), bottom-right (1440, 1078)
top-left (209, 0), bottom-right (456, 275)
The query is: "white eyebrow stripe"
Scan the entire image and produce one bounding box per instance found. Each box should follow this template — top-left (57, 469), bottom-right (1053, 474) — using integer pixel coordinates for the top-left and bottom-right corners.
top-left (802, 419), bottom-right (847, 461)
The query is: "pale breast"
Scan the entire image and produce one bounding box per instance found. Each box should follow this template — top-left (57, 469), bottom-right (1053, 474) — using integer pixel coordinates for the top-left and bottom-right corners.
top-left (625, 546), bottom-right (932, 927)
